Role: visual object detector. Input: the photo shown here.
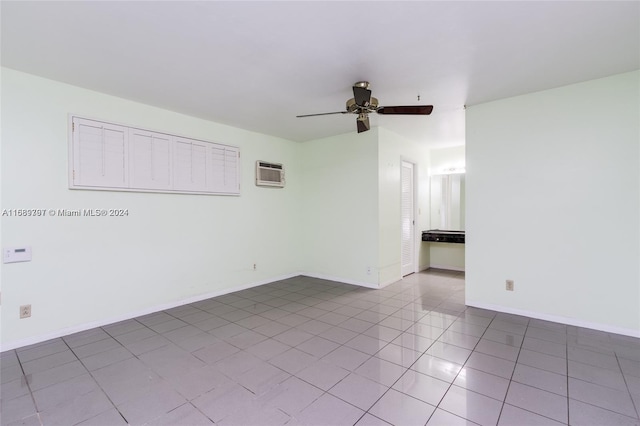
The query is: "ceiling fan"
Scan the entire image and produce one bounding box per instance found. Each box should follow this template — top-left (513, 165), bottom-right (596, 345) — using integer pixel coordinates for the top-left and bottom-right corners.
top-left (296, 81), bottom-right (433, 133)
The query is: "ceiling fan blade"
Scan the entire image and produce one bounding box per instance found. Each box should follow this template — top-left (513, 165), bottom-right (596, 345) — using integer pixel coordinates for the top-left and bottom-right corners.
top-left (353, 86), bottom-right (372, 107)
top-left (296, 111), bottom-right (347, 118)
top-left (377, 105), bottom-right (434, 115)
top-left (356, 115), bottom-right (370, 133)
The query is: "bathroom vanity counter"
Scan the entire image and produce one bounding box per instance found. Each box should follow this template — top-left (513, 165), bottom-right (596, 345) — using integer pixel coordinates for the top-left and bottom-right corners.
top-left (422, 230), bottom-right (465, 244)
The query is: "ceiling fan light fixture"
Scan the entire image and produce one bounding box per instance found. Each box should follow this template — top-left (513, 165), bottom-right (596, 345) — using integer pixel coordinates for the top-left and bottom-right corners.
top-left (356, 114), bottom-right (370, 133)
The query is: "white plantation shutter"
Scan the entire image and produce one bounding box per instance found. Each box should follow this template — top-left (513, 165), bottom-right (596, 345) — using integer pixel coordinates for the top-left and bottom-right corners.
top-left (209, 146), bottom-right (240, 193)
top-left (129, 129), bottom-right (171, 190)
top-left (191, 142), bottom-right (207, 190)
top-left (173, 138), bottom-right (192, 190)
top-left (211, 146), bottom-right (225, 191)
top-left (70, 116), bottom-right (240, 195)
top-left (73, 118), bottom-right (128, 188)
top-left (222, 147), bottom-right (240, 193)
top-left (174, 138), bottom-right (208, 191)
top-left (224, 148), bottom-right (239, 192)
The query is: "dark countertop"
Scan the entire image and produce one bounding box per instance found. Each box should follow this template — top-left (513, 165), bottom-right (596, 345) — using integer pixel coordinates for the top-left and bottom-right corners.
top-left (422, 230), bottom-right (465, 244)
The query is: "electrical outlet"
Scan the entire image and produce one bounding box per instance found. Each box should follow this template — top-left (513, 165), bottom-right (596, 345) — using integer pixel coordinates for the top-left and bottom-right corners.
top-left (253, 263), bottom-right (257, 271)
top-left (20, 304), bottom-right (31, 319)
top-left (366, 266), bottom-right (371, 275)
top-left (505, 280), bottom-right (514, 291)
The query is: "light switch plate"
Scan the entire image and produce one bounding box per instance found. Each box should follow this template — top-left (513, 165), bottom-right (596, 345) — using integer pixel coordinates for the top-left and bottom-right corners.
top-left (3, 247), bottom-right (32, 263)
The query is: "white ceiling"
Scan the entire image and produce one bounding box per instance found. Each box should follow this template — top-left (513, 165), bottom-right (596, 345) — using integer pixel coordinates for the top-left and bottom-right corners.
top-left (1, 1), bottom-right (638, 145)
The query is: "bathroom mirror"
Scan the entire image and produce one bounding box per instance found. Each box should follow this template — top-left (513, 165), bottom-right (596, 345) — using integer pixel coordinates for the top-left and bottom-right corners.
top-left (430, 174), bottom-right (465, 231)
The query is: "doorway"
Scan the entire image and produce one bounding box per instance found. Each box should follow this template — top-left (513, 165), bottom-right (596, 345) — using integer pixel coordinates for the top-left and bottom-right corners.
top-left (401, 161), bottom-right (416, 276)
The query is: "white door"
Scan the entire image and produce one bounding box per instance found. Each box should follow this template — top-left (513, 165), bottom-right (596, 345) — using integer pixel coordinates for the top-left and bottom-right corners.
top-left (401, 161), bottom-right (416, 276)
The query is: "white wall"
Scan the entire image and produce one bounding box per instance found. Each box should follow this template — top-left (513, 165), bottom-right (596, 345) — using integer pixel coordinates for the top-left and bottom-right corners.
top-left (378, 128), bottom-right (431, 284)
top-left (428, 243), bottom-right (465, 271)
top-left (430, 145), bottom-right (465, 174)
top-left (299, 130), bottom-right (380, 287)
top-left (298, 127), bottom-right (432, 288)
top-left (0, 69), bottom-right (435, 349)
top-left (1, 68), bottom-right (303, 349)
top-left (466, 71), bottom-right (640, 336)
top-left (428, 146), bottom-right (466, 271)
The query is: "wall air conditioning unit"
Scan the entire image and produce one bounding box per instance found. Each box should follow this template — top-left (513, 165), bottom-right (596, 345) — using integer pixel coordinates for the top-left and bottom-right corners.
top-left (256, 161), bottom-right (285, 187)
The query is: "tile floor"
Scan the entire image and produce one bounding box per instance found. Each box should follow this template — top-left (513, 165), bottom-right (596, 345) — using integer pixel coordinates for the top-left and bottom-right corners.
top-left (1, 270), bottom-right (640, 425)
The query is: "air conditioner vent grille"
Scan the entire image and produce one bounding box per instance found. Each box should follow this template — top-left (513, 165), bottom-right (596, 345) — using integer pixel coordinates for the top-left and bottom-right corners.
top-left (256, 161), bottom-right (285, 187)
top-left (258, 162), bottom-right (283, 170)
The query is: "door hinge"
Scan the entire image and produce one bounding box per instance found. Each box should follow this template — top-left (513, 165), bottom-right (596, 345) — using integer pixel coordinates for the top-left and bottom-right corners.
top-left (72, 122), bottom-right (75, 132)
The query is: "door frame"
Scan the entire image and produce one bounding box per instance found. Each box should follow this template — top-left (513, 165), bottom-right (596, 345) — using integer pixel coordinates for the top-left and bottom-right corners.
top-left (401, 159), bottom-right (417, 277)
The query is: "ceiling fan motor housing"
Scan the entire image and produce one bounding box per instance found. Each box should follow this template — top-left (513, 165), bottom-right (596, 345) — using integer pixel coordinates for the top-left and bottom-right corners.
top-left (346, 97), bottom-right (379, 114)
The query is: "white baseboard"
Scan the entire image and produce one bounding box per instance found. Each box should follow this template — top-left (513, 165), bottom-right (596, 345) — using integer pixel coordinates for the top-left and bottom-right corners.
top-left (466, 300), bottom-right (640, 338)
top-left (427, 264), bottom-right (465, 272)
top-left (379, 277), bottom-right (401, 288)
top-left (1, 272), bottom-right (299, 352)
top-left (301, 272), bottom-right (380, 289)
top-left (303, 271), bottom-right (402, 289)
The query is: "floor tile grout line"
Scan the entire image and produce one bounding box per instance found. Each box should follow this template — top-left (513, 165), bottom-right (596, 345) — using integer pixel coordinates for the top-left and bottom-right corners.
top-left (14, 339), bottom-right (74, 366)
top-left (97, 317), bottom-right (221, 424)
top-left (324, 275), bottom-right (466, 423)
top-left (296, 286), bottom-right (440, 424)
top-left (9, 273), bottom-right (638, 426)
top-left (151, 281), bottom-right (458, 424)
top-left (13, 343), bottom-right (43, 426)
top-left (422, 309), bottom-right (488, 425)
top-left (315, 293), bottom-right (454, 424)
top-left (2, 275), bottom-right (441, 425)
top-left (99, 315), bottom-right (232, 425)
top-left (498, 319), bottom-right (575, 425)
top-left (17, 325), bottom-right (143, 419)
top-left (358, 300), bottom-right (492, 425)
top-left (566, 325), bottom-right (571, 426)
top-left (236, 339), bottom-right (355, 425)
top-left (614, 352), bottom-right (640, 419)
top-left (58, 336), bottom-right (130, 426)
top-left (494, 315), bottom-right (530, 425)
